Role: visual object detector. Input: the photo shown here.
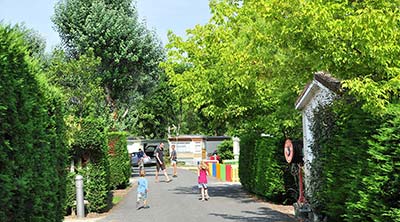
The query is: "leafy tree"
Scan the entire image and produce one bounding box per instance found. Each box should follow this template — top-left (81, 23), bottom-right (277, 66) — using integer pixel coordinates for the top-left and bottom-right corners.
top-left (46, 49), bottom-right (105, 119)
top-left (13, 24), bottom-right (47, 60)
top-left (162, 0), bottom-right (307, 138)
top-left (163, 1), bottom-right (400, 218)
top-left (133, 73), bottom-right (178, 138)
top-left (52, 0), bottom-right (167, 133)
top-left (46, 50), bottom-right (113, 212)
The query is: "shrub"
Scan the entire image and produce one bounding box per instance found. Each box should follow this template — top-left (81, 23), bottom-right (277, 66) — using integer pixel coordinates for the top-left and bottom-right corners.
top-left (108, 132), bottom-right (130, 189)
top-left (239, 131), bottom-right (296, 203)
top-left (67, 117), bottom-right (111, 213)
top-left (217, 140), bottom-right (234, 161)
top-left (310, 97), bottom-right (400, 221)
top-left (0, 24), bottom-right (67, 221)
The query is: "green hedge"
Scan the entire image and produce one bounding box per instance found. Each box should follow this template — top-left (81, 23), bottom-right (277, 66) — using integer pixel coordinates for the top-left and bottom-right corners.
top-left (0, 24), bottom-right (67, 221)
top-left (66, 117), bottom-right (111, 213)
top-left (108, 132), bottom-right (130, 189)
top-left (239, 131), bottom-right (296, 203)
top-left (310, 98), bottom-right (400, 221)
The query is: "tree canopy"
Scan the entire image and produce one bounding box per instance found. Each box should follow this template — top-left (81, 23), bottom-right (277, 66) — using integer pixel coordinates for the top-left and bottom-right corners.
top-left (163, 0), bottom-right (400, 220)
top-left (52, 0), bottom-right (175, 136)
top-left (163, 0), bottom-right (400, 135)
top-left (53, 0), bottom-right (164, 107)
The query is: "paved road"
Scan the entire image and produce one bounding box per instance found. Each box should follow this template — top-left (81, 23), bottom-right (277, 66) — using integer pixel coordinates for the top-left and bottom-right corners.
top-left (97, 166), bottom-right (295, 222)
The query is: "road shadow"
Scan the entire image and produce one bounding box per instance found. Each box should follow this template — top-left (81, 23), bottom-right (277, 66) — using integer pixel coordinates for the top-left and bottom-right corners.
top-left (171, 184), bottom-right (256, 203)
top-left (170, 184), bottom-right (295, 221)
top-left (210, 206), bottom-right (295, 222)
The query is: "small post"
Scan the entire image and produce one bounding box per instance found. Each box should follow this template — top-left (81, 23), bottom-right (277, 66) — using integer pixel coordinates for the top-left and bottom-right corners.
top-left (233, 137), bottom-right (240, 160)
top-left (75, 175), bottom-right (85, 218)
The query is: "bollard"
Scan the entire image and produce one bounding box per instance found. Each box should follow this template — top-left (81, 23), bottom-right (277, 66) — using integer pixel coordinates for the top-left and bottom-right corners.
top-left (75, 175), bottom-right (85, 218)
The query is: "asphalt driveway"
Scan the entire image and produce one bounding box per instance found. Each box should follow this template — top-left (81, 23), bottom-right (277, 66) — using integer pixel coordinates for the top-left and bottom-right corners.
top-left (95, 166), bottom-right (295, 222)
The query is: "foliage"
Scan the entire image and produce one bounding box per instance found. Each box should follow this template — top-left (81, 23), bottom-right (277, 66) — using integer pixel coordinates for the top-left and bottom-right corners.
top-left (46, 49), bottom-right (105, 119)
top-left (52, 0), bottom-right (168, 134)
top-left (239, 131), bottom-right (295, 203)
top-left (81, 161), bottom-right (111, 213)
top-left (359, 104), bottom-right (400, 221)
top-left (0, 24), bottom-right (67, 221)
top-left (310, 96), bottom-right (400, 221)
top-left (13, 24), bottom-right (47, 60)
top-left (217, 140), bottom-right (234, 161)
top-left (162, 0), bottom-right (309, 138)
top-left (68, 117), bottom-right (111, 213)
top-left (132, 73), bottom-right (178, 138)
top-left (108, 132), bottom-right (130, 189)
top-left (163, 0), bottom-right (400, 213)
top-left (64, 172), bottom-right (76, 215)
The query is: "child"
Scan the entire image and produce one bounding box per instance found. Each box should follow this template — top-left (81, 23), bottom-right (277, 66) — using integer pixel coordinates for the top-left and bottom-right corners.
top-left (197, 161), bottom-right (210, 201)
top-left (169, 145), bottom-right (178, 177)
top-left (136, 170), bottom-right (149, 210)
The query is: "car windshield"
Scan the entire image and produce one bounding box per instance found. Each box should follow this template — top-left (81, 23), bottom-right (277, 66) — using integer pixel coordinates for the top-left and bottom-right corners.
top-left (144, 145), bottom-right (157, 157)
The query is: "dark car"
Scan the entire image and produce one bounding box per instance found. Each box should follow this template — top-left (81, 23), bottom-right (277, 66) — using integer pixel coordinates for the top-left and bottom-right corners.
top-left (131, 144), bottom-right (157, 167)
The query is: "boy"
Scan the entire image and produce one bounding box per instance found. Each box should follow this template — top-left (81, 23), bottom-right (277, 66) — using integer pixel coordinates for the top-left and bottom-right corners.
top-left (136, 170), bottom-right (149, 209)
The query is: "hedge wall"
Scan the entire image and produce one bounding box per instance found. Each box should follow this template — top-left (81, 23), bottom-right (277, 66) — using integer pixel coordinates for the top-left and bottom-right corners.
top-left (108, 132), bottom-right (130, 189)
top-left (239, 131), bottom-right (296, 203)
top-left (0, 25), bottom-right (67, 221)
top-left (66, 117), bottom-right (111, 213)
top-left (309, 98), bottom-right (400, 221)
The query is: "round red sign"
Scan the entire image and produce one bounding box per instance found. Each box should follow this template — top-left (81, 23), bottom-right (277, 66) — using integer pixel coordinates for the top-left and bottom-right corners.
top-left (284, 139), bottom-right (294, 163)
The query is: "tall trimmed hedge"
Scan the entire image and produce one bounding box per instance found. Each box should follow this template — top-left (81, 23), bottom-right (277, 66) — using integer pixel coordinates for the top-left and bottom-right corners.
top-left (108, 132), bottom-right (130, 189)
top-left (239, 131), bottom-right (296, 203)
top-left (0, 24), bottom-right (67, 221)
top-left (310, 97), bottom-right (400, 221)
top-left (66, 117), bottom-right (111, 213)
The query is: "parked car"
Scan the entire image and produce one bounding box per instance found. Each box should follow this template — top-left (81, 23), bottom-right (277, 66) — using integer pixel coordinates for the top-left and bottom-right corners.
top-left (131, 144), bottom-right (157, 167)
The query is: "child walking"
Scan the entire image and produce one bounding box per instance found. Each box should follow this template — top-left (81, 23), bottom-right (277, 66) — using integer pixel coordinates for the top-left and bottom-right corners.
top-left (197, 161), bottom-right (210, 201)
top-left (136, 170), bottom-right (150, 210)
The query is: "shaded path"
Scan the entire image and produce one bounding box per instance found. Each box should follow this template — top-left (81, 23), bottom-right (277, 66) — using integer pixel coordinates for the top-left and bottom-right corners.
top-left (98, 166), bottom-right (295, 222)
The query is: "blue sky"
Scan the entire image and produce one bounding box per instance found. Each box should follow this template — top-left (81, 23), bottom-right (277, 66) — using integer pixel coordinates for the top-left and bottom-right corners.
top-left (0, 0), bottom-right (211, 51)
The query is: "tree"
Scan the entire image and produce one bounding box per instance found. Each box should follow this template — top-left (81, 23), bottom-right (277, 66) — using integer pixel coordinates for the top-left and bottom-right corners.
top-left (52, 0), bottom-right (167, 133)
top-left (14, 24), bottom-right (47, 60)
top-left (162, 1), bottom-right (400, 219)
top-left (162, 0), bottom-right (307, 138)
top-left (46, 49), bottom-right (105, 119)
top-left (46, 50), bottom-right (113, 212)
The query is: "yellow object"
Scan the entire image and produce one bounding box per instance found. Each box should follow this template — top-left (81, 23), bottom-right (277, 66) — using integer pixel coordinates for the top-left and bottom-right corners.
top-left (231, 165), bottom-right (239, 182)
top-left (216, 163), bottom-right (220, 179)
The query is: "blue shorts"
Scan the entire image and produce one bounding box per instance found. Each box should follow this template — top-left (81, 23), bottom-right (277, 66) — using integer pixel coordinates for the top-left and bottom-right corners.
top-left (137, 192), bottom-right (147, 201)
top-left (198, 183), bottom-right (208, 189)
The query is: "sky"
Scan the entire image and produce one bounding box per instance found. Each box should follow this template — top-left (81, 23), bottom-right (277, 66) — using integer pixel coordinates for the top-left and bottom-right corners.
top-left (0, 0), bottom-right (211, 52)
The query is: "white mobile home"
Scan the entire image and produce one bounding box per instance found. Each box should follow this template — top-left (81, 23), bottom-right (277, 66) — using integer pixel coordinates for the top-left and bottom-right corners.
top-left (168, 135), bottom-right (231, 165)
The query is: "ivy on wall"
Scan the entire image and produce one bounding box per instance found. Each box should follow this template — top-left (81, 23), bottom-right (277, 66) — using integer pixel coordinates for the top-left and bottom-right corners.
top-left (309, 96), bottom-right (400, 221)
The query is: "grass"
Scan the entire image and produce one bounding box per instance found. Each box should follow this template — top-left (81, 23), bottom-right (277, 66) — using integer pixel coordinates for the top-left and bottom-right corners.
top-left (112, 196), bottom-right (123, 205)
